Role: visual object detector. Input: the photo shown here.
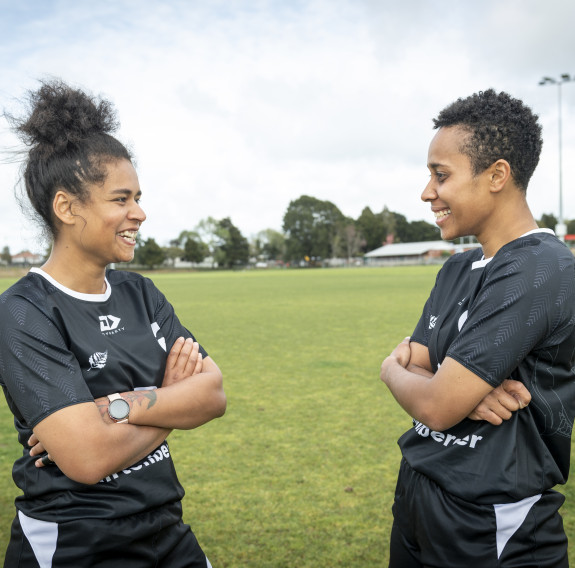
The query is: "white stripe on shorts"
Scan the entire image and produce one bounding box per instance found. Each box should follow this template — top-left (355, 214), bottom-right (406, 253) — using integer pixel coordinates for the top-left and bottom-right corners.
top-left (493, 494), bottom-right (542, 558)
top-left (18, 510), bottom-right (58, 568)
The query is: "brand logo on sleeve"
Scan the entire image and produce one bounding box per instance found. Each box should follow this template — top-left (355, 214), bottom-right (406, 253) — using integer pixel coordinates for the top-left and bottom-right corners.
top-left (429, 315), bottom-right (438, 329)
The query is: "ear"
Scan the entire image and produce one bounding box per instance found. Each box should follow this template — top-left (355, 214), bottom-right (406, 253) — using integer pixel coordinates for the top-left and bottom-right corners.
top-left (52, 190), bottom-right (79, 226)
top-left (488, 159), bottom-right (512, 193)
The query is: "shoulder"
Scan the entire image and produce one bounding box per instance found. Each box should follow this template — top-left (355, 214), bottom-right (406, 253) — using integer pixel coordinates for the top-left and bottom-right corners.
top-left (436, 247), bottom-right (483, 279)
top-left (107, 269), bottom-right (166, 306)
top-left (107, 269), bottom-right (159, 293)
top-left (0, 272), bottom-right (53, 316)
top-left (491, 232), bottom-right (574, 279)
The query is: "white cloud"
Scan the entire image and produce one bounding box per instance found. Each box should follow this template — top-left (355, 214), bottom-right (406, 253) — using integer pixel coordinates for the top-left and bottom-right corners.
top-left (0, 0), bottom-right (574, 254)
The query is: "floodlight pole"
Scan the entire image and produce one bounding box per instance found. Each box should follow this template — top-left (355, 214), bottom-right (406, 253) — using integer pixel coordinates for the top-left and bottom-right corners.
top-left (539, 74), bottom-right (574, 241)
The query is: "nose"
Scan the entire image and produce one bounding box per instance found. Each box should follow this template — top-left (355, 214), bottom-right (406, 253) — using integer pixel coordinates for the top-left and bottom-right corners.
top-left (129, 201), bottom-right (147, 224)
top-left (421, 178), bottom-right (437, 203)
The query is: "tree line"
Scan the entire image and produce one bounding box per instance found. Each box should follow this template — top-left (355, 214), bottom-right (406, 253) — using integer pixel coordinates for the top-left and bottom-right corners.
top-left (1, 197), bottom-right (573, 269)
top-left (131, 195), bottom-right (443, 269)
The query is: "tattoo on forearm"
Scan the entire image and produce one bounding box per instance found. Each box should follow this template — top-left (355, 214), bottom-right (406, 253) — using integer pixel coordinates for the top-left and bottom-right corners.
top-left (144, 390), bottom-right (157, 409)
top-left (122, 390), bottom-right (157, 411)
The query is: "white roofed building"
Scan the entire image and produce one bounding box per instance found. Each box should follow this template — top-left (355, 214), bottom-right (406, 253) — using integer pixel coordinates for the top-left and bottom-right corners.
top-left (364, 240), bottom-right (480, 266)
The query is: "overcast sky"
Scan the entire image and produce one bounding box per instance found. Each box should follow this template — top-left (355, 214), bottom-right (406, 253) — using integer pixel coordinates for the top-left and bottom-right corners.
top-left (1, 0), bottom-right (574, 254)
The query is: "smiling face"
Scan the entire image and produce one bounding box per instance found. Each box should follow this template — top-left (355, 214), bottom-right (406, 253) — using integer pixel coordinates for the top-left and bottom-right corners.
top-left (421, 126), bottom-right (494, 243)
top-left (71, 158), bottom-right (146, 267)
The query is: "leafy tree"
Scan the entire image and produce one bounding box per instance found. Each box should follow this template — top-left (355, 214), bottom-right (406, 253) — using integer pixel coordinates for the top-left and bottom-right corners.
top-left (338, 222), bottom-right (363, 260)
top-left (170, 230), bottom-right (199, 248)
top-left (218, 217), bottom-right (249, 268)
top-left (388, 212), bottom-right (438, 243)
top-left (183, 237), bottom-right (209, 264)
top-left (163, 245), bottom-right (184, 267)
top-left (195, 217), bottom-right (227, 267)
top-left (253, 228), bottom-right (286, 261)
top-left (283, 195), bottom-right (345, 262)
top-left (356, 207), bottom-right (387, 252)
top-left (538, 213), bottom-right (558, 231)
top-left (566, 219), bottom-right (575, 235)
top-left (405, 219), bottom-right (440, 242)
top-left (136, 238), bottom-right (166, 269)
top-left (1, 246), bottom-right (11, 265)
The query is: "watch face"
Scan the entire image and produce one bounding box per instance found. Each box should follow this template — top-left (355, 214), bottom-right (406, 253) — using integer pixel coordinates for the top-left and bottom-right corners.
top-left (109, 398), bottom-right (130, 420)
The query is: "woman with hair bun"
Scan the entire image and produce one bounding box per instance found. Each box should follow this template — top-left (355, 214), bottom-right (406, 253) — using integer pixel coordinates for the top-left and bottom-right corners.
top-left (0, 80), bottom-right (226, 567)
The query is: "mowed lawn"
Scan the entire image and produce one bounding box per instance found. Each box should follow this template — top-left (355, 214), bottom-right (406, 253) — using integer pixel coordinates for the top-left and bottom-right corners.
top-left (0, 266), bottom-right (574, 566)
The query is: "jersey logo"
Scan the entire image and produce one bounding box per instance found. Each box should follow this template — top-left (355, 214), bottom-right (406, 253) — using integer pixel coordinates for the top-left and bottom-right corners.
top-left (87, 351), bottom-right (108, 371)
top-left (429, 315), bottom-right (438, 329)
top-left (99, 315), bottom-right (121, 332)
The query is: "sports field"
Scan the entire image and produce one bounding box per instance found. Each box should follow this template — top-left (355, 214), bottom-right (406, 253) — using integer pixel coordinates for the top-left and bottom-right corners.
top-left (0, 266), bottom-right (574, 566)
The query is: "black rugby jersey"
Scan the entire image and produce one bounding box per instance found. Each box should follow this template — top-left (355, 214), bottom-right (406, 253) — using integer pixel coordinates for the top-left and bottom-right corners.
top-left (401, 230), bottom-right (575, 504)
top-left (0, 268), bottom-right (207, 522)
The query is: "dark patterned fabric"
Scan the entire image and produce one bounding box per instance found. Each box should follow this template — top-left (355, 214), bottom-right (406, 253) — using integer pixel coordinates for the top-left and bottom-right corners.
top-left (0, 269), bottom-right (206, 522)
top-left (401, 231), bottom-right (575, 503)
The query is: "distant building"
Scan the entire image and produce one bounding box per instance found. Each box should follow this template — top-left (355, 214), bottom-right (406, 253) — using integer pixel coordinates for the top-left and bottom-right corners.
top-left (11, 250), bottom-right (44, 266)
top-left (364, 240), bottom-right (480, 266)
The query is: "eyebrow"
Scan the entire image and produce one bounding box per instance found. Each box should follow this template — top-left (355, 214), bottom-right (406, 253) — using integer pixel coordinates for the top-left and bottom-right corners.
top-left (427, 162), bottom-right (446, 170)
top-left (109, 188), bottom-right (142, 198)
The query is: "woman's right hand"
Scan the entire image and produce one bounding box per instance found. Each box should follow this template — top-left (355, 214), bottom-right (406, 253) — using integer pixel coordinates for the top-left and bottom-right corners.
top-left (468, 379), bottom-right (531, 425)
top-left (162, 337), bottom-right (203, 388)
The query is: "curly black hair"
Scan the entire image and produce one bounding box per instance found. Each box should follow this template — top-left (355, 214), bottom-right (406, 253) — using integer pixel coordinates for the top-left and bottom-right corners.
top-left (433, 89), bottom-right (542, 192)
top-left (5, 79), bottom-right (133, 239)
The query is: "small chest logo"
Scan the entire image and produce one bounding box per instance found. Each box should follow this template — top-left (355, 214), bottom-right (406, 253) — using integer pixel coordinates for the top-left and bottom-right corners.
top-left (99, 315), bottom-right (121, 332)
top-left (87, 351), bottom-right (108, 371)
top-left (429, 315), bottom-right (438, 329)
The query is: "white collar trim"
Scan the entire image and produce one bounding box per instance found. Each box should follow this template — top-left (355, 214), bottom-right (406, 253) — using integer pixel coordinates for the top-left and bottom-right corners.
top-left (30, 267), bottom-right (111, 302)
top-left (471, 229), bottom-right (554, 271)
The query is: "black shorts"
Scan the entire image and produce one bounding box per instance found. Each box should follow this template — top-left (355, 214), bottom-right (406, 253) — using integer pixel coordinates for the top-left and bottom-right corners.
top-left (4, 502), bottom-right (212, 568)
top-left (389, 458), bottom-right (568, 568)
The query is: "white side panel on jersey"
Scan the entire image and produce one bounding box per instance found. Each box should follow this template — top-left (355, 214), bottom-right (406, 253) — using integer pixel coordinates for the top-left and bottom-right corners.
top-left (493, 493), bottom-right (542, 558)
top-left (18, 510), bottom-right (58, 568)
top-left (206, 557), bottom-right (213, 568)
top-left (151, 322), bottom-right (167, 351)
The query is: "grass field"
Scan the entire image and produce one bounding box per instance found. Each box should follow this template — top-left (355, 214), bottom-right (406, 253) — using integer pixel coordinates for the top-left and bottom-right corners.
top-left (0, 266), bottom-right (574, 566)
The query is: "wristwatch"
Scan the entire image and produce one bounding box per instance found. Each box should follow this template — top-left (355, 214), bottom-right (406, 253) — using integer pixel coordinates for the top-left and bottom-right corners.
top-left (107, 393), bottom-right (130, 423)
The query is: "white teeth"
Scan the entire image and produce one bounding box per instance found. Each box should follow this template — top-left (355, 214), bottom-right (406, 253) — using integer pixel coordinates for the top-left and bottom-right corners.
top-left (118, 231), bottom-right (137, 239)
top-left (434, 209), bottom-right (451, 219)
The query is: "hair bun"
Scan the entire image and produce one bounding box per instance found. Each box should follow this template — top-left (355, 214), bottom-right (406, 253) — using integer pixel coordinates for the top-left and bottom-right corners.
top-left (16, 79), bottom-right (119, 155)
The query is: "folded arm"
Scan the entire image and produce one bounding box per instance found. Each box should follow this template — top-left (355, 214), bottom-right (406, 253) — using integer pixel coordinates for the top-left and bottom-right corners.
top-left (31, 337), bottom-right (226, 484)
top-left (380, 338), bottom-right (530, 430)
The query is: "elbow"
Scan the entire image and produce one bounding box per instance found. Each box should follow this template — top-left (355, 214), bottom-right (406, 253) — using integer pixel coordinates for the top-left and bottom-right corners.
top-left (215, 391), bottom-right (227, 418)
top-left (209, 369), bottom-right (226, 419)
top-left (416, 403), bottom-right (458, 432)
top-left (58, 461), bottom-right (109, 485)
top-left (206, 389), bottom-right (227, 421)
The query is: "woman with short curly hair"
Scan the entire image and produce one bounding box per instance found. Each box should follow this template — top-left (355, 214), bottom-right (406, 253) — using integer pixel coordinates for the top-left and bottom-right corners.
top-left (381, 89), bottom-right (575, 567)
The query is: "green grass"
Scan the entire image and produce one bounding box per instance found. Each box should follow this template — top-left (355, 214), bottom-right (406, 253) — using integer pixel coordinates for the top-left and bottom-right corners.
top-left (0, 267), bottom-right (574, 566)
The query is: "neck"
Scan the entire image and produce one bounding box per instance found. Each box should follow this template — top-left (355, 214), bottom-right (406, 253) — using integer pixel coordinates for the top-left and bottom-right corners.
top-left (477, 196), bottom-right (538, 258)
top-left (42, 243), bottom-right (108, 294)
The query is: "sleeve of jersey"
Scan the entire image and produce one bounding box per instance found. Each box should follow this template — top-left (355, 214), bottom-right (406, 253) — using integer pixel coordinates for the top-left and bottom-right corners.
top-left (147, 280), bottom-right (209, 358)
top-left (445, 247), bottom-right (574, 388)
top-left (410, 271), bottom-right (441, 347)
top-left (0, 296), bottom-right (94, 429)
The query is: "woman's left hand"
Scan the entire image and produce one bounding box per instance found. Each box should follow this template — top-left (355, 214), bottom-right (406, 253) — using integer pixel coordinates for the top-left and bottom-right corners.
top-left (28, 432), bottom-right (56, 468)
top-left (381, 337), bottom-right (412, 383)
